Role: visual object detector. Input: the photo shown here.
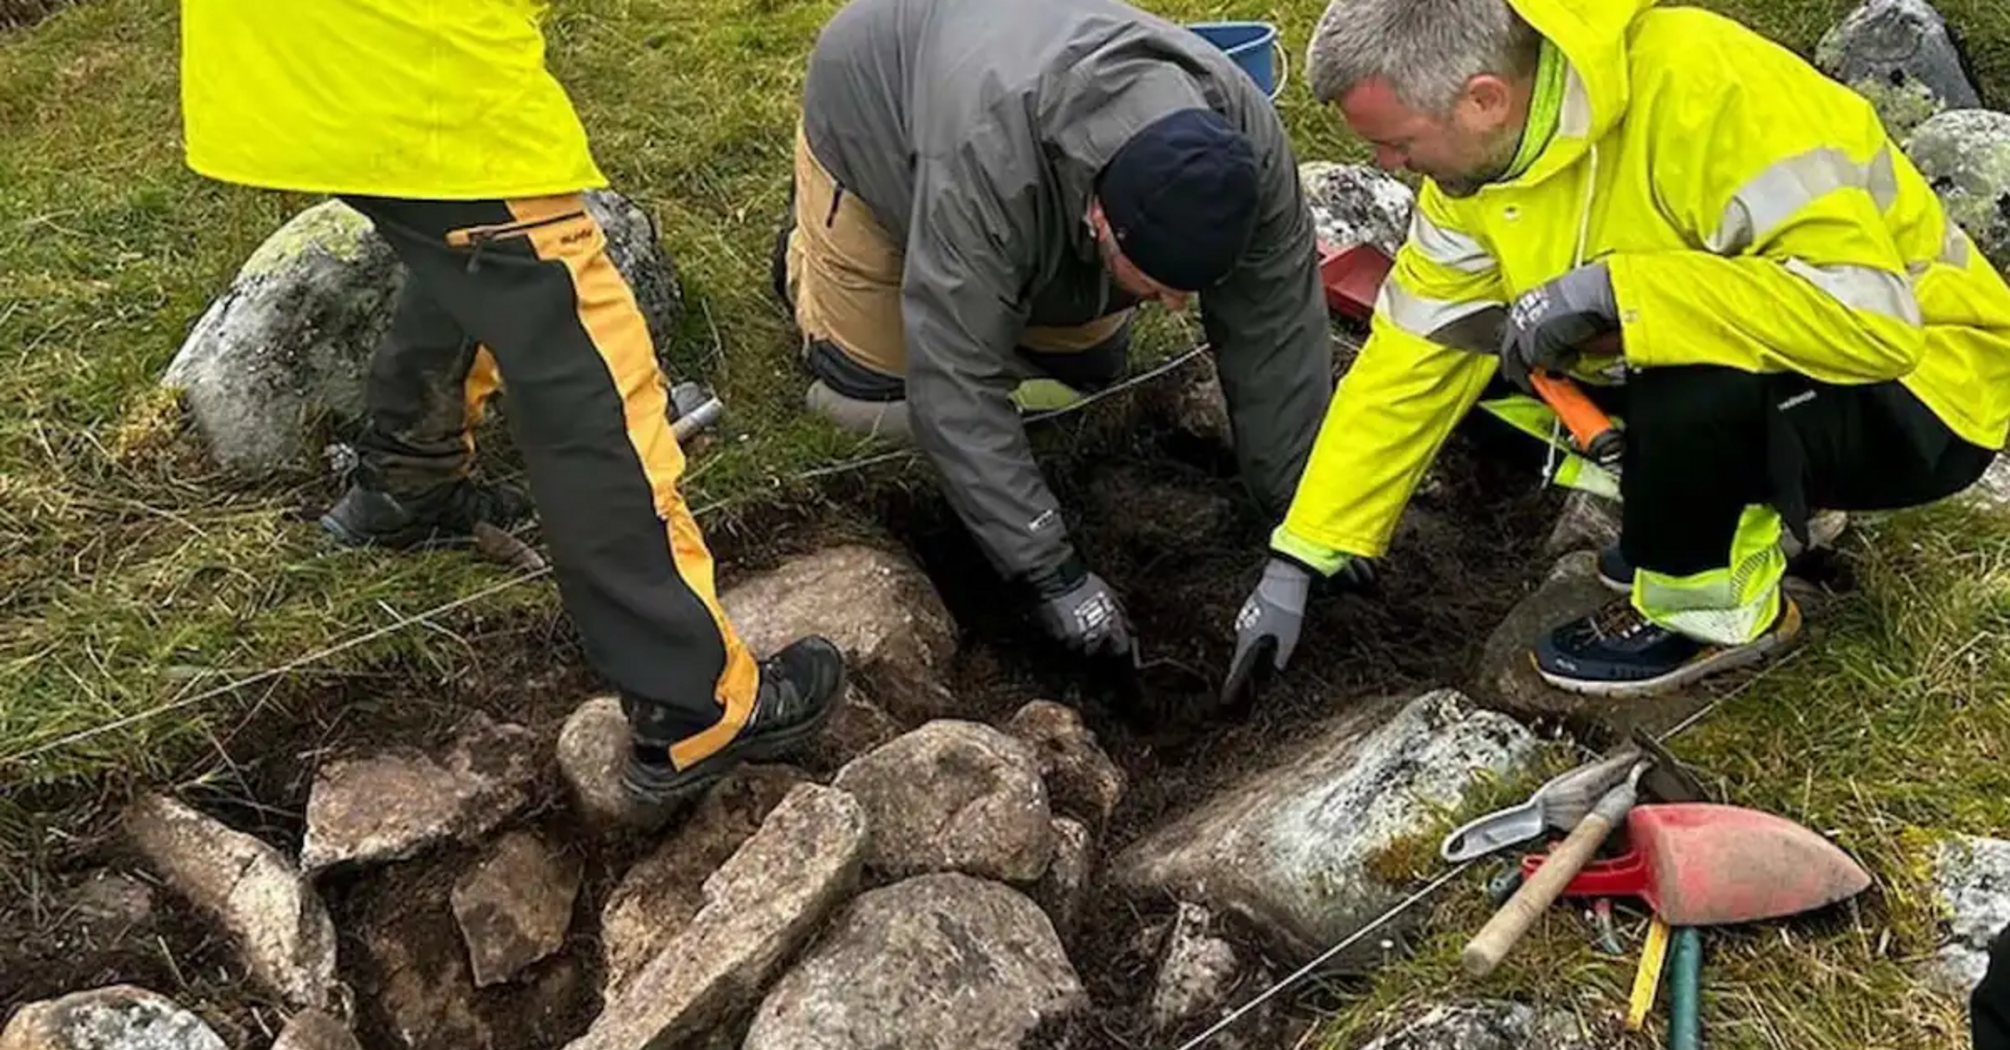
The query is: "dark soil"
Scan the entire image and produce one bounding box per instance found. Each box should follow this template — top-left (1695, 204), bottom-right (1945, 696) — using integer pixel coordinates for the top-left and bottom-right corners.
top-left (0, 0), bottom-right (72, 31)
top-left (0, 360), bottom-right (1568, 1049)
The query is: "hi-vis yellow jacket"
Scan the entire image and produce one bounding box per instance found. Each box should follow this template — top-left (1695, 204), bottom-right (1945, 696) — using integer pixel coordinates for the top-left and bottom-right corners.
top-left (1274, 0), bottom-right (2010, 573)
top-left (179, 0), bottom-right (606, 200)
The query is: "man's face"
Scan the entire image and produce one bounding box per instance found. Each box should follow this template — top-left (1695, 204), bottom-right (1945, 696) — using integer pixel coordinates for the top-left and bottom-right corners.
top-left (1089, 203), bottom-right (1192, 311)
top-left (1339, 75), bottom-right (1526, 198)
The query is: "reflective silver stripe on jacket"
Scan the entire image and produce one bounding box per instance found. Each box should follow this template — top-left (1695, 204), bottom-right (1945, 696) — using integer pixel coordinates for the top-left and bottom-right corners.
top-left (1409, 211), bottom-right (1494, 274)
top-left (1707, 145), bottom-right (1899, 254)
top-left (1782, 258), bottom-right (1922, 326)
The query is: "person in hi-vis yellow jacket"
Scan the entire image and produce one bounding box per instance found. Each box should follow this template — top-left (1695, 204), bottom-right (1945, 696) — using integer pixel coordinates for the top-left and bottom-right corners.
top-left (1222, 0), bottom-right (2010, 701)
top-left (179, 0), bottom-right (847, 813)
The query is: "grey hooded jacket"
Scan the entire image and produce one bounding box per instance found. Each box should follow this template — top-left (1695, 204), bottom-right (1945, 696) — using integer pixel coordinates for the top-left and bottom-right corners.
top-left (801, 0), bottom-right (1334, 581)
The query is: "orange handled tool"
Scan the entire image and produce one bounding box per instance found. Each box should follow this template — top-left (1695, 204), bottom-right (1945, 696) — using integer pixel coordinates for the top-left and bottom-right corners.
top-left (1530, 371), bottom-right (1624, 471)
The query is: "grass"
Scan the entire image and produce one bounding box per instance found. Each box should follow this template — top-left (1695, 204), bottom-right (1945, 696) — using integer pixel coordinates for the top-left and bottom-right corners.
top-left (0, 0), bottom-right (2007, 1045)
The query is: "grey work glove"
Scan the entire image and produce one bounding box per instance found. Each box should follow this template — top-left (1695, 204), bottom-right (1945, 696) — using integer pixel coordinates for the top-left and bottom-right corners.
top-left (1028, 558), bottom-right (1133, 658)
top-left (1221, 556), bottom-right (1375, 706)
top-left (1499, 260), bottom-right (1619, 395)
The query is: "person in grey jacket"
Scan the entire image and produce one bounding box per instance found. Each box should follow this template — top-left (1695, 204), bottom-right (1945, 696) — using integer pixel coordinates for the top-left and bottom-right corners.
top-left (773, 0), bottom-right (1335, 658)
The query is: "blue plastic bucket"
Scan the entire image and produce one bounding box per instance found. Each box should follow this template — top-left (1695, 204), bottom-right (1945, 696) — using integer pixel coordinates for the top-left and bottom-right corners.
top-left (1187, 21), bottom-right (1288, 100)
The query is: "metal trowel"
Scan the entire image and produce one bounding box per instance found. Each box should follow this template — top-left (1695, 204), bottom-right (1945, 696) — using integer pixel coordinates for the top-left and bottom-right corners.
top-left (1441, 728), bottom-right (1709, 864)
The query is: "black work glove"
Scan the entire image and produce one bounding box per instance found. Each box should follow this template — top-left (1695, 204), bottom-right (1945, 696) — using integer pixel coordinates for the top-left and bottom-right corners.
top-left (1499, 261), bottom-right (1619, 395)
top-left (1026, 556), bottom-right (1133, 658)
top-left (1221, 555), bottom-right (1375, 706)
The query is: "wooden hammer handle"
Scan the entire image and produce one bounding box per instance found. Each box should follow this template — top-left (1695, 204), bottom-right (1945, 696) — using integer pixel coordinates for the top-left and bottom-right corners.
top-left (1462, 800), bottom-right (1621, 977)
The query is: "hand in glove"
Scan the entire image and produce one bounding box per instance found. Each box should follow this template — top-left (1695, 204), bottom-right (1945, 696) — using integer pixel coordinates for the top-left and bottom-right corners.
top-left (1499, 260), bottom-right (1618, 395)
top-left (1221, 555), bottom-right (1375, 705)
top-left (1028, 558), bottom-right (1133, 658)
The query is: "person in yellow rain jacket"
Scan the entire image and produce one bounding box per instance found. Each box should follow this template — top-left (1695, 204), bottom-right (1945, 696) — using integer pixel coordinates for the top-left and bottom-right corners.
top-left (179, 1), bottom-right (845, 811)
top-left (1222, 0), bottom-right (2010, 701)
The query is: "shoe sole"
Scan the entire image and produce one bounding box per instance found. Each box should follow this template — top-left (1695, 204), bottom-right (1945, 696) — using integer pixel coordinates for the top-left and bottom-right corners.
top-left (621, 668), bottom-right (848, 810)
top-left (1534, 602), bottom-right (1804, 700)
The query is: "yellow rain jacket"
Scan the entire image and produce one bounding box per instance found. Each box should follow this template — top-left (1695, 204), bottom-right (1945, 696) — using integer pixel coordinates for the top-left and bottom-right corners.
top-left (179, 0), bottom-right (606, 199)
top-left (1275, 0), bottom-right (2010, 575)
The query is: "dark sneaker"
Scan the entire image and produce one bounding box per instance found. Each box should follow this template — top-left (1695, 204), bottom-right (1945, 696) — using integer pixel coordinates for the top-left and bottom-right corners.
top-left (1597, 509), bottom-right (1850, 594)
top-left (320, 478), bottom-right (533, 550)
top-left (1533, 597), bottom-right (1803, 698)
top-left (622, 636), bottom-right (847, 808)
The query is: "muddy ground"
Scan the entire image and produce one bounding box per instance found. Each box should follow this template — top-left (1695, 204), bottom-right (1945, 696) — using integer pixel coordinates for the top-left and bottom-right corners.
top-left (0, 371), bottom-right (1571, 1049)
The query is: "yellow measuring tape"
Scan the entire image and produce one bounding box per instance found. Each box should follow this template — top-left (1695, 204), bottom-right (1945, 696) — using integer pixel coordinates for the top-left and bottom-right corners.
top-left (1629, 914), bottom-right (1673, 1030)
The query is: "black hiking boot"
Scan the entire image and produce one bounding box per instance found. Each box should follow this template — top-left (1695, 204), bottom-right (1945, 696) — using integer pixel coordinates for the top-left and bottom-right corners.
top-left (320, 477), bottom-right (533, 550)
top-left (622, 636), bottom-right (846, 809)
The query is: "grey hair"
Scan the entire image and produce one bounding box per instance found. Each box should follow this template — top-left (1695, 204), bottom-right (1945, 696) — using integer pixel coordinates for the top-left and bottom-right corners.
top-left (1306, 0), bottom-right (1543, 113)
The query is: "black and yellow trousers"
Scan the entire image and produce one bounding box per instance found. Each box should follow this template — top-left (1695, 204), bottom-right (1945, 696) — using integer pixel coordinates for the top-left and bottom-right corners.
top-left (340, 194), bottom-right (757, 769)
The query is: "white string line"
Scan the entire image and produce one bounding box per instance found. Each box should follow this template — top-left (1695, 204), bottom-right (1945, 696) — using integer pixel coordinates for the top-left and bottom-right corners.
top-left (0, 345), bottom-right (1213, 771)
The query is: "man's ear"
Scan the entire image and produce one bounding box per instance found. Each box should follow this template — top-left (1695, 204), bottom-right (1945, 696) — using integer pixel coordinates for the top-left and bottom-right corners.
top-left (1462, 73), bottom-right (1514, 123)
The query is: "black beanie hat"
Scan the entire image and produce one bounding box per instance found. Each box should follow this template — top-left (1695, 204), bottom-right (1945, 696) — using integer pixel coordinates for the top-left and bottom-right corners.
top-left (1097, 108), bottom-right (1261, 292)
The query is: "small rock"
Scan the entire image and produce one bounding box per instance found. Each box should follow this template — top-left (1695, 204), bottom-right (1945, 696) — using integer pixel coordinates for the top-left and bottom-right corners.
top-left (300, 714), bottom-right (539, 873)
top-left (0, 986), bottom-right (227, 1050)
top-left (599, 764), bottom-right (808, 997)
top-left (1968, 455), bottom-right (2010, 511)
top-left (1168, 356), bottom-right (1233, 452)
top-left (1114, 690), bottom-right (1537, 963)
top-left (1817, 0), bottom-right (1980, 137)
top-left (564, 784), bottom-right (869, 1050)
top-left (1031, 817), bottom-right (1094, 944)
top-left (271, 1010), bottom-right (362, 1050)
top-left (124, 795), bottom-right (337, 1009)
top-left (833, 720), bottom-right (1054, 883)
top-left (1355, 1000), bottom-right (1599, 1049)
top-left (1927, 835), bottom-right (2010, 994)
top-left (1906, 109), bottom-right (2010, 274)
top-left (163, 192), bottom-right (683, 478)
top-left (721, 545), bottom-right (958, 724)
top-left (555, 696), bottom-right (652, 828)
top-left (65, 871), bottom-right (155, 931)
top-left (1542, 491), bottom-right (1622, 560)
top-left (742, 873), bottom-right (1087, 1050)
top-left (1149, 904), bottom-right (1244, 1035)
top-left (1005, 701), bottom-right (1127, 830)
top-left (1300, 162), bottom-right (1415, 256)
top-left (1473, 552), bottom-right (1616, 719)
top-left (451, 830), bottom-right (583, 988)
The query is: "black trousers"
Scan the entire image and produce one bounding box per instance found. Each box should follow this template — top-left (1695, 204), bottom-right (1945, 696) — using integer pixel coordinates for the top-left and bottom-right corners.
top-left (1980, 924), bottom-right (2010, 1050)
top-left (340, 194), bottom-right (760, 767)
top-left (1608, 367), bottom-right (1993, 578)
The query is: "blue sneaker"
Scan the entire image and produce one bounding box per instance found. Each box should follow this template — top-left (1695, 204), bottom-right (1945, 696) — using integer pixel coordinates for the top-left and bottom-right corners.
top-left (1533, 598), bottom-right (1802, 698)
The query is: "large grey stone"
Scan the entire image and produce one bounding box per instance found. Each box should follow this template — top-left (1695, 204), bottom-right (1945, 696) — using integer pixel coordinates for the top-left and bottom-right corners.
top-left (1300, 162), bottom-right (1414, 255)
top-left (1968, 454), bottom-right (2010, 511)
top-left (564, 784), bottom-right (869, 1050)
top-left (599, 764), bottom-right (808, 997)
top-left (742, 873), bottom-right (1088, 1050)
top-left (1542, 491), bottom-right (1622, 561)
top-left (1473, 552), bottom-right (1615, 720)
top-left (1004, 700), bottom-right (1127, 831)
top-left (555, 696), bottom-right (653, 828)
top-left (124, 795), bottom-right (337, 1010)
top-left (720, 545), bottom-right (958, 724)
top-left (300, 714), bottom-right (539, 874)
top-left (0, 986), bottom-right (227, 1050)
top-left (1354, 1001), bottom-right (1599, 1049)
top-left (1906, 109), bottom-right (2010, 274)
top-left (1927, 835), bottom-right (2010, 994)
top-left (451, 830), bottom-right (583, 988)
top-left (163, 191), bottom-right (681, 478)
top-left (833, 720), bottom-right (1054, 883)
top-left (1817, 0), bottom-right (1980, 138)
top-left (270, 1010), bottom-right (362, 1050)
top-left (1113, 689), bottom-right (1538, 963)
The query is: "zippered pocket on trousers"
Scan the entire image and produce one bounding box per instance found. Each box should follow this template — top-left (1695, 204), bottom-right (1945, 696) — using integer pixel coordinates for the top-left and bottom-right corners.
top-left (447, 210), bottom-right (588, 273)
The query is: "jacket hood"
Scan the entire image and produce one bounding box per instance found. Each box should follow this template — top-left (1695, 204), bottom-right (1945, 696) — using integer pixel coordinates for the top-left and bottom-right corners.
top-left (1500, 0), bottom-right (1659, 186)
